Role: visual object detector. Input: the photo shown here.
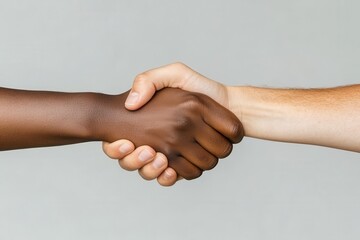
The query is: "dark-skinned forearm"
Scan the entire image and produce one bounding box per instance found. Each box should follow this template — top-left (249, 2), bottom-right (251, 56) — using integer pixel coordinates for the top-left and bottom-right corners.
top-left (0, 87), bottom-right (125, 151)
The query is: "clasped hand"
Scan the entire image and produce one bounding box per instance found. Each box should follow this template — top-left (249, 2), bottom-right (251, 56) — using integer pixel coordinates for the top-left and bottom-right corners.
top-left (102, 87), bottom-right (243, 181)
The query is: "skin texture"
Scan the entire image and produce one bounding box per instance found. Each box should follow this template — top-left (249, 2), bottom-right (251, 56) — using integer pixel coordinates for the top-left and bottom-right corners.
top-left (0, 87), bottom-right (243, 180)
top-left (104, 62), bottom-right (360, 186)
top-left (228, 85), bottom-right (360, 152)
top-left (0, 88), bottom-right (96, 150)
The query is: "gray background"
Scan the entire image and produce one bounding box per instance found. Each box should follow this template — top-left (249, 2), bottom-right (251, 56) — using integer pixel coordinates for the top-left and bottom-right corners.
top-left (0, 0), bottom-right (359, 239)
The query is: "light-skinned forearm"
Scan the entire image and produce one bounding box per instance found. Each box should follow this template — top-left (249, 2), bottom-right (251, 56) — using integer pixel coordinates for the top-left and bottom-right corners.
top-left (227, 85), bottom-right (360, 152)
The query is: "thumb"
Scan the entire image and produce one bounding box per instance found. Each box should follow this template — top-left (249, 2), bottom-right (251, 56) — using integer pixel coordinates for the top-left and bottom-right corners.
top-left (124, 63), bottom-right (189, 110)
top-left (125, 74), bottom-right (158, 110)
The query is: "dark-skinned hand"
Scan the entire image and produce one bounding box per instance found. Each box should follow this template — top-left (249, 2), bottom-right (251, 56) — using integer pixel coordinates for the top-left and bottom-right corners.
top-left (98, 88), bottom-right (243, 180)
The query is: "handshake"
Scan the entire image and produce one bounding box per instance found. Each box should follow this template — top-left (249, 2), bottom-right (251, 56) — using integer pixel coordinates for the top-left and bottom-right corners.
top-left (102, 63), bottom-right (244, 186)
top-left (2, 62), bottom-right (354, 186)
top-left (0, 62), bottom-right (244, 187)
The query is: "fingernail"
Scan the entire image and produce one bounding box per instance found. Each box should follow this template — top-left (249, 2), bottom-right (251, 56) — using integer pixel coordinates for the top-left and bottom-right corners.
top-left (119, 143), bottom-right (132, 154)
top-left (125, 91), bottom-right (139, 106)
top-left (152, 156), bottom-right (166, 169)
top-left (138, 149), bottom-right (153, 162)
top-left (164, 169), bottom-right (173, 179)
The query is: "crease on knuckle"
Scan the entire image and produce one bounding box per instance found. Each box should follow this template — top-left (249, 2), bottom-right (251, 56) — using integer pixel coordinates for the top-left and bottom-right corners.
top-left (219, 142), bottom-right (233, 159)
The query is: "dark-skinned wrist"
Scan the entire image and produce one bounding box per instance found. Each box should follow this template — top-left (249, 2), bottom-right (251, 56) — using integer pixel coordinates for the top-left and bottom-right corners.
top-left (87, 91), bottom-right (130, 143)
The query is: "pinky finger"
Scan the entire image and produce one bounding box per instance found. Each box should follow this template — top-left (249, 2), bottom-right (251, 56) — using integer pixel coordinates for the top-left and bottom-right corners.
top-left (157, 168), bottom-right (178, 187)
top-left (138, 153), bottom-right (168, 180)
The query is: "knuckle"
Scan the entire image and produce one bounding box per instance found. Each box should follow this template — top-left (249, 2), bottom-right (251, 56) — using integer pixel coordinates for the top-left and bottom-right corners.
top-left (171, 62), bottom-right (187, 70)
top-left (182, 93), bottom-right (202, 110)
top-left (102, 143), bottom-right (117, 159)
top-left (134, 73), bottom-right (148, 85)
top-left (139, 170), bottom-right (156, 181)
top-left (219, 142), bottom-right (233, 158)
top-left (118, 159), bottom-right (136, 171)
top-left (184, 168), bottom-right (203, 180)
top-left (229, 120), bottom-right (244, 143)
top-left (175, 115), bottom-right (192, 130)
top-left (203, 156), bottom-right (219, 170)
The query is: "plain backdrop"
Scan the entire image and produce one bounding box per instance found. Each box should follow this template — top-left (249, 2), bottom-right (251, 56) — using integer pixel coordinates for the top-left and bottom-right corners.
top-left (0, 1), bottom-right (359, 239)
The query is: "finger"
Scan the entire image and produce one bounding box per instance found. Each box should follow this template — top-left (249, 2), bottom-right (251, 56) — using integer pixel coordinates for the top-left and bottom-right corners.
top-left (118, 145), bottom-right (156, 171)
top-left (195, 123), bottom-right (234, 158)
top-left (157, 168), bottom-right (178, 187)
top-left (138, 152), bottom-right (168, 180)
top-left (169, 156), bottom-right (203, 180)
top-left (102, 140), bottom-right (135, 159)
top-left (180, 144), bottom-right (219, 171)
top-left (125, 63), bottom-right (189, 110)
top-left (201, 95), bottom-right (244, 143)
